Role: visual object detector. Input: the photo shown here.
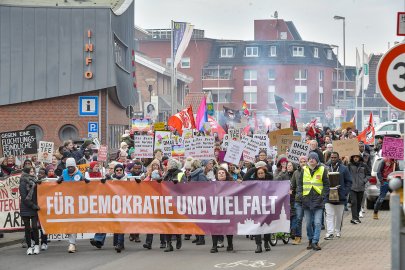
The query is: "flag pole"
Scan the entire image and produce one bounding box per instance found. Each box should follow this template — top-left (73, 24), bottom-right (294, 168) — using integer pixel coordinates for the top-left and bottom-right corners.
top-left (171, 20), bottom-right (176, 116)
top-left (361, 44), bottom-right (365, 130)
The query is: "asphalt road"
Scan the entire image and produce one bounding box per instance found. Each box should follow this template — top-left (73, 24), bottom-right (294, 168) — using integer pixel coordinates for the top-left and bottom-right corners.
top-left (0, 235), bottom-right (308, 270)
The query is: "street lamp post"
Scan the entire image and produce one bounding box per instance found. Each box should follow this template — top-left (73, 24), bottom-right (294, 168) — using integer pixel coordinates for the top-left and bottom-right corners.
top-left (334, 15), bottom-right (346, 101)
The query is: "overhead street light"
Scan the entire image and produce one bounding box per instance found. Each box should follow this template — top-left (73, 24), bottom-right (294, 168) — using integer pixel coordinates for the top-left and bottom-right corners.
top-left (333, 15), bottom-right (346, 101)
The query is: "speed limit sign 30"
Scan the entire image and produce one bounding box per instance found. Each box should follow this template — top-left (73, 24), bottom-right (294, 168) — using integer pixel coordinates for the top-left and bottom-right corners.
top-left (377, 43), bottom-right (405, 111)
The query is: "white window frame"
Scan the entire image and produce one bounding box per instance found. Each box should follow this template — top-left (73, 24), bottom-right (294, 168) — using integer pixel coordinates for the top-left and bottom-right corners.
top-left (244, 70), bottom-right (257, 81)
top-left (295, 69), bottom-right (307, 80)
top-left (181, 57), bottom-right (190, 68)
top-left (205, 89), bottom-right (232, 104)
top-left (166, 58), bottom-right (172, 67)
top-left (268, 69), bottom-right (276, 80)
top-left (293, 46), bottom-right (304, 57)
top-left (327, 49), bottom-right (333, 60)
top-left (319, 70), bottom-right (324, 81)
top-left (220, 47), bottom-right (234, 58)
top-left (319, 87), bottom-right (324, 106)
top-left (243, 86), bottom-right (257, 104)
top-left (270, 46), bottom-right (277, 57)
top-left (245, 46), bottom-right (259, 57)
top-left (268, 86), bottom-right (275, 104)
top-left (314, 47), bottom-right (319, 58)
top-left (294, 86), bottom-right (307, 104)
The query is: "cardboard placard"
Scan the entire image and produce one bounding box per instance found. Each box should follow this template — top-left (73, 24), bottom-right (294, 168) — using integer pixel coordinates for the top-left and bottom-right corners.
top-left (161, 139), bottom-right (174, 157)
top-left (38, 141), bottom-right (54, 163)
top-left (224, 140), bottom-right (244, 165)
top-left (97, 145), bottom-right (108, 162)
top-left (382, 137), bottom-right (404, 160)
top-left (228, 129), bottom-right (241, 141)
top-left (154, 122), bottom-right (166, 131)
top-left (0, 129), bottom-right (38, 156)
top-left (276, 135), bottom-right (301, 156)
top-left (287, 141), bottom-right (310, 164)
top-left (341, 122), bottom-right (356, 131)
top-left (77, 164), bottom-right (89, 174)
top-left (221, 134), bottom-right (230, 150)
top-left (154, 131), bottom-right (171, 151)
top-left (332, 138), bottom-right (360, 157)
top-left (134, 135), bottom-right (154, 158)
top-left (268, 128), bottom-right (293, 147)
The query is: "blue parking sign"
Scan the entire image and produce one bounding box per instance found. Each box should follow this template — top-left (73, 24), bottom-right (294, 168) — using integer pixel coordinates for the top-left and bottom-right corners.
top-left (88, 122), bottom-right (98, 133)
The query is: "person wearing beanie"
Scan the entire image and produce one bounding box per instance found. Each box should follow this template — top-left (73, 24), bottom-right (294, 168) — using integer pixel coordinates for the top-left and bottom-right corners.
top-left (45, 164), bottom-right (56, 178)
top-left (203, 159), bottom-right (218, 181)
top-left (309, 140), bottom-right (325, 164)
top-left (274, 155), bottom-right (289, 180)
top-left (57, 157), bottom-right (86, 254)
top-left (85, 161), bottom-right (102, 179)
top-left (161, 158), bottom-right (183, 252)
top-left (77, 148), bottom-right (93, 165)
top-left (297, 151), bottom-right (329, 251)
top-left (55, 151), bottom-right (72, 177)
top-left (19, 166), bottom-right (40, 255)
top-left (324, 151), bottom-right (352, 240)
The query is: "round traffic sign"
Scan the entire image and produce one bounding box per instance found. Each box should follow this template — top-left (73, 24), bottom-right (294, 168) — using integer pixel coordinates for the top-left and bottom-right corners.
top-left (377, 43), bottom-right (405, 111)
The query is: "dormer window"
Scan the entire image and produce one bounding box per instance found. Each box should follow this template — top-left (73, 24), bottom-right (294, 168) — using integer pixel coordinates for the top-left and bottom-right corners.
top-left (220, 47), bottom-right (234, 58)
top-left (314, 47), bottom-right (319, 58)
top-left (327, 49), bottom-right (333, 60)
top-left (293, 46), bottom-right (304, 57)
top-left (269, 46), bottom-right (277, 57)
top-left (245, 46), bottom-right (259, 57)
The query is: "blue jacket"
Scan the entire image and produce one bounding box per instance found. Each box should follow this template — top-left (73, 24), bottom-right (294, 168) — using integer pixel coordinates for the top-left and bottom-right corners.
top-left (325, 160), bottom-right (352, 204)
top-left (61, 168), bottom-right (84, 182)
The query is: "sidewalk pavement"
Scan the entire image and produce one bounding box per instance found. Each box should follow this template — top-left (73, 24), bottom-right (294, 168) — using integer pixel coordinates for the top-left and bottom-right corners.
top-left (0, 231), bottom-right (24, 248)
top-left (282, 208), bottom-right (391, 270)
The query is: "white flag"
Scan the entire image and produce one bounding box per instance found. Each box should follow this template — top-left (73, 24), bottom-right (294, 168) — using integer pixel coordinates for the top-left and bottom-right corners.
top-left (173, 22), bottom-right (194, 68)
top-left (362, 51), bottom-right (369, 91)
top-left (355, 48), bottom-right (362, 96)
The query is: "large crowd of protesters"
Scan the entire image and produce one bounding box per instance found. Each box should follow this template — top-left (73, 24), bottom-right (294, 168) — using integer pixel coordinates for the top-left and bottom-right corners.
top-left (0, 124), bottom-right (397, 256)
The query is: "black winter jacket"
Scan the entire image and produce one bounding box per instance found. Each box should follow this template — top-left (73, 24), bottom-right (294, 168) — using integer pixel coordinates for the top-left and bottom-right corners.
top-left (19, 173), bottom-right (39, 217)
top-left (297, 165), bottom-right (330, 210)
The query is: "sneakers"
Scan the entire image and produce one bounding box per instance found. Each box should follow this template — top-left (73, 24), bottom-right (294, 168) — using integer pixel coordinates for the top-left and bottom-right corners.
top-left (33, 245), bottom-right (40, 255)
top-left (164, 242), bottom-right (174, 252)
top-left (41, 243), bottom-right (48, 251)
top-left (324, 234), bottom-right (334, 240)
top-left (90, 239), bottom-right (103, 249)
top-left (68, 244), bottom-right (76, 253)
top-left (373, 213), bottom-right (379, 220)
top-left (143, 243), bottom-right (152, 250)
top-left (351, 219), bottom-right (361, 224)
top-left (311, 243), bottom-right (322, 251)
top-left (217, 240), bottom-right (224, 248)
top-left (336, 233), bottom-right (341, 238)
top-left (210, 247), bottom-right (218, 253)
top-left (359, 211), bottom-right (364, 218)
top-left (115, 244), bottom-right (124, 253)
top-left (292, 236), bottom-right (302, 245)
top-left (26, 247), bottom-right (33, 255)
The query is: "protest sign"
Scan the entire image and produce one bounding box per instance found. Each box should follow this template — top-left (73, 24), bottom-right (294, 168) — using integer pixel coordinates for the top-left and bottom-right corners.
top-left (92, 138), bottom-right (100, 150)
top-left (38, 141), bottom-right (54, 163)
top-left (161, 139), bottom-right (174, 157)
top-left (382, 137), bottom-right (404, 160)
top-left (228, 129), bottom-right (241, 141)
top-left (172, 144), bottom-right (185, 158)
top-left (253, 134), bottom-right (271, 153)
top-left (341, 122), bottom-right (356, 131)
top-left (154, 122), bottom-right (166, 131)
top-left (38, 181), bottom-right (290, 235)
top-left (77, 164), bottom-right (90, 174)
top-left (131, 119), bottom-right (151, 132)
top-left (268, 128), bottom-right (293, 146)
top-left (0, 174), bottom-right (23, 232)
top-left (185, 137), bottom-right (215, 159)
top-left (154, 131), bottom-right (171, 151)
top-left (221, 134), bottom-right (230, 150)
top-left (182, 129), bottom-right (194, 140)
top-left (134, 135), bottom-right (154, 158)
top-left (97, 145), bottom-right (108, 162)
top-left (0, 129), bottom-right (38, 156)
top-left (287, 141), bottom-right (310, 164)
top-left (224, 140), bottom-right (244, 165)
top-left (276, 135), bottom-right (301, 155)
top-left (242, 137), bottom-right (261, 163)
top-left (332, 138), bottom-right (360, 157)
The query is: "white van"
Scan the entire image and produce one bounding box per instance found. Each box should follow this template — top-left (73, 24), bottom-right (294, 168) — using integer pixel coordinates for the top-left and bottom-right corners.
top-left (374, 120), bottom-right (404, 138)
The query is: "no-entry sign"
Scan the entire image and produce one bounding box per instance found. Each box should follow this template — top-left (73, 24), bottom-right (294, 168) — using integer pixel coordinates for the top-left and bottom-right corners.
top-left (377, 43), bottom-right (405, 111)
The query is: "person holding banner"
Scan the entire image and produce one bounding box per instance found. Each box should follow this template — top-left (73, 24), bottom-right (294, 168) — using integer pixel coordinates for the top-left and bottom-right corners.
top-left (297, 152), bottom-right (329, 251)
top-left (19, 166), bottom-right (40, 255)
top-left (210, 167), bottom-right (234, 253)
top-left (84, 161), bottom-right (103, 179)
top-left (56, 157), bottom-right (87, 253)
top-left (291, 156), bottom-right (307, 245)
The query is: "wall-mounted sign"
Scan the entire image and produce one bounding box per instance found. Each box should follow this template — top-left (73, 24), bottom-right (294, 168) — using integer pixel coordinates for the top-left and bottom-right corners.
top-left (84, 30), bottom-right (94, 79)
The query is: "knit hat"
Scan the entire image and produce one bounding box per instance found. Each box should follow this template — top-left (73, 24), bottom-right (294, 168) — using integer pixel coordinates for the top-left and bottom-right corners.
top-left (219, 163), bottom-right (229, 172)
top-left (89, 161), bottom-right (98, 170)
top-left (114, 163), bottom-right (125, 172)
top-left (308, 152), bottom-right (320, 163)
top-left (120, 142), bottom-right (128, 149)
top-left (184, 157), bottom-right (194, 170)
top-left (151, 170), bottom-right (161, 180)
top-left (168, 158), bottom-right (181, 170)
top-left (255, 161), bottom-right (267, 169)
top-left (277, 155), bottom-right (288, 166)
top-left (45, 164), bottom-right (55, 172)
top-left (66, 158), bottom-right (76, 167)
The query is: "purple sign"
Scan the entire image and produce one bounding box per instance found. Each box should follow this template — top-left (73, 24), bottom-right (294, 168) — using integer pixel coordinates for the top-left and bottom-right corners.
top-left (382, 137), bottom-right (404, 160)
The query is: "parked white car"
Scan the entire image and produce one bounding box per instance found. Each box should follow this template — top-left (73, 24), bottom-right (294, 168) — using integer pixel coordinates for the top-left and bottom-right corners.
top-left (374, 120), bottom-right (404, 138)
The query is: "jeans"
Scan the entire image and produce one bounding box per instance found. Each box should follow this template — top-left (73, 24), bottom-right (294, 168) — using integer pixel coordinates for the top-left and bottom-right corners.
top-left (292, 202), bottom-right (303, 237)
top-left (304, 208), bottom-right (323, 244)
top-left (374, 183), bottom-right (391, 213)
top-left (350, 190), bottom-right (364, 220)
top-left (94, 233), bottom-right (106, 244)
top-left (145, 234), bottom-right (165, 245)
top-left (255, 234), bottom-right (270, 245)
top-left (22, 216), bottom-right (39, 246)
top-left (68, 234), bottom-right (77, 245)
top-left (113, 234), bottom-right (124, 246)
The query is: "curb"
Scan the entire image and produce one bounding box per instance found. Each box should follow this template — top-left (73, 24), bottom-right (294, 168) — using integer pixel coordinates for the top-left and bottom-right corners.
top-left (0, 239), bottom-right (21, 249)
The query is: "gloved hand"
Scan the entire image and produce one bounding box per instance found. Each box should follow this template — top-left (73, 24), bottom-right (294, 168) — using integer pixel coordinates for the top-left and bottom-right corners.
top-left (101, 178), bottom-right (107, 184)
top-left (32, 204), bottom-right (40, 211)
top-left (84, 178), bottom-right (91, 184)
top-left (135, 178), bottom-right (142, 184)
top-left (156, 178), bottom-right (162, 183)
top-left (57, 178), bottom-right (63, 184)
top-left (173, 179), bottom-right (178, 184)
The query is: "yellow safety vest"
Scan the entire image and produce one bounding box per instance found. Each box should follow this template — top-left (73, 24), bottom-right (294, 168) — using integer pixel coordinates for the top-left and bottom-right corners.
top-left (177, 172), bottom-right (185, 182)
top-left (303, 166), bottom-right (325, 195)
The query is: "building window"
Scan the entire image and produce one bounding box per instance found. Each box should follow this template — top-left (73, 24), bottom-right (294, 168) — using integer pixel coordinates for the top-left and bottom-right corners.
top-left (244, 70), bottom-right (257, 81)
top-left (114, 39), bottom-right (127, 68)
top-left (319, 87), bottom-right (324, 107)
top-left (269, 46), bottom-right (277, 57)
top-left (59, 125), bottom-right (79, 141)
top-left (181, 57), bottom-right (190, 68)
top-left (292, 46), bottom-right (304, 57)
top-left (268, 86), bottom-right (275, 104)
top-left (166, 58), bottom-right (172, 67)
top-left (245, 46), bottom-right (259, 57)
top-left (268, 69), bottom-right (276, 80)
top-left (294, 86), bottom-right (307, 104)
top-left (202, 68), bottom-right (232, 80)
top-left (319, 70), bottom-right (324, 81)
top-left (152, 58), bottom-right (161, 64)
top-left (327, 49), bottom-right (333, 60)
top-left (332, 71), bottom-right (337, 81)
top-left (294, 69), bottom-right (307, 80)
top-left (206, 90), bottom-right (232, 103)
top-left (25, 124), bottom-right (44, 142)
top-left (109, 125), bottom-right (128, 150)
top-left (220, 47), bottom-right (234, 58)
top-left (243, 86), bottom-right (257, 104)
top-left (314, 47), bottom-right (319, 58)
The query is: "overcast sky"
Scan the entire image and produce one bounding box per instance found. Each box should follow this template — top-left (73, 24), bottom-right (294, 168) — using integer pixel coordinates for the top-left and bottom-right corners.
top-left (135, 0), bottom-right (404, 66)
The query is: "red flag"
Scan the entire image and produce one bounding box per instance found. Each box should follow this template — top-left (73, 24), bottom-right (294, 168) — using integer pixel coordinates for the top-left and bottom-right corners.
top-left (290, 109), bottom-right (298, 131)
top-left (275, 95), bottom-right (300, 117)
top-left (168, 106), bottom-right (196, 135)
top-left (306, 119), bottom-right (317, 138)
top-left (357, 112), bottom-right (375, 145)
top-left (207, 115), bottom-right (226, 140)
